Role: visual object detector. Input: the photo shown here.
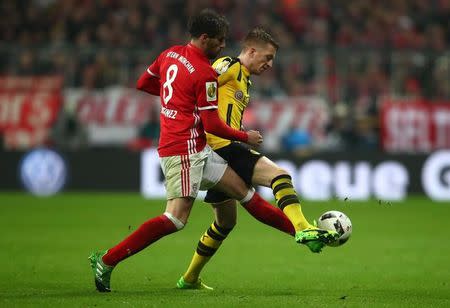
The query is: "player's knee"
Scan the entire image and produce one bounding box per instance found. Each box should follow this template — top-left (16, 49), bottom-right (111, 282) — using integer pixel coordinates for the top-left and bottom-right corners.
top-left (274, 167), bottom-right (290, 179)
top-left (163, 212), bottom-right (186, 230)
top-left (278, 167), bottom-right (290, 177)
top-left (269, 169), bottom-right (292, 188)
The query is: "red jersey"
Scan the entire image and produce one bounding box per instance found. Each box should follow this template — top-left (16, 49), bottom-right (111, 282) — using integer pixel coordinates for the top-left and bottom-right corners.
top-left (147, 44), bottom-right (219, 157)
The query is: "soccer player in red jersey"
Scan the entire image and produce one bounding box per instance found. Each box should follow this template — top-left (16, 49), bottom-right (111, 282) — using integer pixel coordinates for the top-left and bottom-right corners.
top-left (88, 9), bottom-right (336, 293)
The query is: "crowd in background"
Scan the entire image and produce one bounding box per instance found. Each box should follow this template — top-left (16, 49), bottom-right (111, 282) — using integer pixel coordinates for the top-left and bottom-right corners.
top-left (1, 0), bottom-right (449, 152)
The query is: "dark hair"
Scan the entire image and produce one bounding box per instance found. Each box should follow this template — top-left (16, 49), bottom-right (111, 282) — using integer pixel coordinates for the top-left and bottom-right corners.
top-left (243, 27), bottom-right (279, 50)
top-left (188, 9), bottom-right (229, 39)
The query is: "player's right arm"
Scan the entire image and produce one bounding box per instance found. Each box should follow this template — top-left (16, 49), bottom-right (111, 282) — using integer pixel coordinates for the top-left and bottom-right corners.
top-left (196, 70), bottom-right (262, 147)
top-left (200, 110), bottom-right (262, 146)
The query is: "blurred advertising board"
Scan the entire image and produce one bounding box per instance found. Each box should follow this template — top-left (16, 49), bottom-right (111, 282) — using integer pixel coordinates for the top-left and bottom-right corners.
top-left (141, 149), bottom-right (450, 201)
top-left (381, 99), bottom-right (450, 152)
top-left (63, 90), bottom-right (329, 148)
top-left (244, 97), bottom-right (330, 152)
top-left (19, 148), bottom-right (67, 196)
top-left (0, 148), bottom-right (140, 191)
top-left (0, 76), bottom-right (62, 149)
top-left (1, 148), bottom-right (449, 201)
top-left (64, 87), bottom-right (158, 145)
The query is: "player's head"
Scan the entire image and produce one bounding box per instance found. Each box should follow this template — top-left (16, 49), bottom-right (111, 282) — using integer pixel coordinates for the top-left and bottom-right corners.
top-left (239, 27), bottom-right (279, 75)
top-left (188, 9), bottom-right (229, 59)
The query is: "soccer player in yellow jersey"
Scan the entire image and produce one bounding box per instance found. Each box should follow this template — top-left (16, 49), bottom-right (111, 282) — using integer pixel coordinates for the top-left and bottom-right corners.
top-left (177, 27), bottom-right (338, 290)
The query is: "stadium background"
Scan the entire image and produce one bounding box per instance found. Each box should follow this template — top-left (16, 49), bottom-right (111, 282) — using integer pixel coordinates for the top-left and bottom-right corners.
top-left (0, 0), bottom-right (449, 307)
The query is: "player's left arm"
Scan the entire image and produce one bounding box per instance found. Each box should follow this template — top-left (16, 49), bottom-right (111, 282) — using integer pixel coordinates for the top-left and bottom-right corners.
top-left (136, 54), bottom-right (162, 96)
top-left (136, 69), bottom-right (160, 96)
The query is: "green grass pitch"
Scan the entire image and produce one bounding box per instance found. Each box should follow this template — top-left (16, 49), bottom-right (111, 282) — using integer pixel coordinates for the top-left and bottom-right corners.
top-left (0, 193), bottom-right (449, 307)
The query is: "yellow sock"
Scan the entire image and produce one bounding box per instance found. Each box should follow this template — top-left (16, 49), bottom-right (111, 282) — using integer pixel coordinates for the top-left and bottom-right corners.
top-left (183, 222), bottom-right (232, 283)
top-left (271, 174), bottom-right (310, 231)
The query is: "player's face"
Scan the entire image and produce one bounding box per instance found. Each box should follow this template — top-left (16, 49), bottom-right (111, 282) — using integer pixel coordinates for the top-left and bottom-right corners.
top-left (205, 35), bottom-right (226, 59)
top-left (249, 43), bottom-right (277, 75)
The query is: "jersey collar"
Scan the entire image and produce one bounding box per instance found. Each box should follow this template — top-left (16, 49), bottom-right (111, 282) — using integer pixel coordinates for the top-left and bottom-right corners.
top-left (187, 43), bottom-right (209, 62)
top-left (241, 62), bottom-right (250, 78)
top-left (236, 57), bottom-right (250, 78)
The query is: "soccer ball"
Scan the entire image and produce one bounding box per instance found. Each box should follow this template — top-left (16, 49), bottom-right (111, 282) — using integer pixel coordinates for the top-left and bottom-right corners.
top-left (317, 211), bottom-right (352, 246)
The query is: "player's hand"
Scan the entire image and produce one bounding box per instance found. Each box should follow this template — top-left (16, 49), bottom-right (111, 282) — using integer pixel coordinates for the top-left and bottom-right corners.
top-left (246, 130), bottom-right (263, 147)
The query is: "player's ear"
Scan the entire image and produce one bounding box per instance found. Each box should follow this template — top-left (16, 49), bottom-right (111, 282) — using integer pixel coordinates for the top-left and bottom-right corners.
top-left (198, 33), bottom-right (209, 44)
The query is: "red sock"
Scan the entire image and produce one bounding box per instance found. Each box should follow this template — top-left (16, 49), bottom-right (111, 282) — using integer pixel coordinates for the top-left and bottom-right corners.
top-left (243, 193), bottom-right (295, 236)
top-left (102, 214), bottom-right (178, 266)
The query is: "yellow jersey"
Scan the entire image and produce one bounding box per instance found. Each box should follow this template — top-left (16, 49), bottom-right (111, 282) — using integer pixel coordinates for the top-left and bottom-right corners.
top-left (207, 56), bottom-right (251, 150)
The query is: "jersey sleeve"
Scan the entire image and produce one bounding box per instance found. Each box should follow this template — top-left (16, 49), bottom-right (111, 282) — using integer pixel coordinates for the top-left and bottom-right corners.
top-left (136, 69), bottom-right (160, 96)
top-left (147, 53), bottom-right (162, 78)
top-left (136, 52), bottom-right (163, 95)
top-left (200, 109), bottom-right (248, 142)
top-left (196, 68), bottom-right (219, 111)
top-left (213, 57), bottom-right (239, 86)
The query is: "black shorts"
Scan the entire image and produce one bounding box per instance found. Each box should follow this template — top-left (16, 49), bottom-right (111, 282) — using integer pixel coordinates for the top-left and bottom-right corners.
top-left (204, 142), bottom-right (263, 204)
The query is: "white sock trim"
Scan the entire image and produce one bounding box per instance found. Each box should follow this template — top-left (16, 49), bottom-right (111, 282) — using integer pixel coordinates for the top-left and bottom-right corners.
top-left (239, 188), bottom-right (255, 204)
top-left (163, 212), bottom-right (185, 230)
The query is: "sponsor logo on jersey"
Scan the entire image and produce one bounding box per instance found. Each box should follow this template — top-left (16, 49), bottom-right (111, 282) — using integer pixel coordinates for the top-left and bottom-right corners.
top-left (206, 81), bottom-right (217, 101)
top-left (235, 90), bottom-right (244, 101)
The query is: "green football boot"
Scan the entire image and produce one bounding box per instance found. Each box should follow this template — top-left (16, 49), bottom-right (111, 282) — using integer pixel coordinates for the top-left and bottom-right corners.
top-left (176, 276), bottom-right (214, 290)
top-left (88, 250), bottom-right (114, 292)
top-left (295, 223), bottom-right (339, 253)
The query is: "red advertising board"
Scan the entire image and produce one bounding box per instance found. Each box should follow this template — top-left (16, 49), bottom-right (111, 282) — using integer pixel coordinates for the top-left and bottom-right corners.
top-left (64, 90), bottom-right (330, 148)
top-left (0, 76), bottom-right (62, 149)
top-left (381, 99), bottom-right (450, 152)
top-left (65, 88), bottom-right (158, 145)
top-left (245, 97), bottom-right (330, 151)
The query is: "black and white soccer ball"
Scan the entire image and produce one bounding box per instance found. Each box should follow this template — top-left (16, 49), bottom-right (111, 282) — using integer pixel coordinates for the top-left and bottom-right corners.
top-left (317, 211), bottom-right (352, 247)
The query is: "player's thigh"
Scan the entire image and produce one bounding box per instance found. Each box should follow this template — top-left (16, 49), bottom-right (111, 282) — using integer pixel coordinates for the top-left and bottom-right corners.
top-left (160, 150), bottom-right (209, 199)
top-left (252, 156), bottom-right (287, 187)
top-left (225, 143), bottom-right (263, 186)
top-left (213, 166), bottom-right (251, 201)
top-left (210, 199), bottom-right (238, 229)
top-left (165, 197), bottom-right (195, 224)
top-left (204, 143), bottom-right (258, 204)
top-left (199, 146), bottom-right (229, 190)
